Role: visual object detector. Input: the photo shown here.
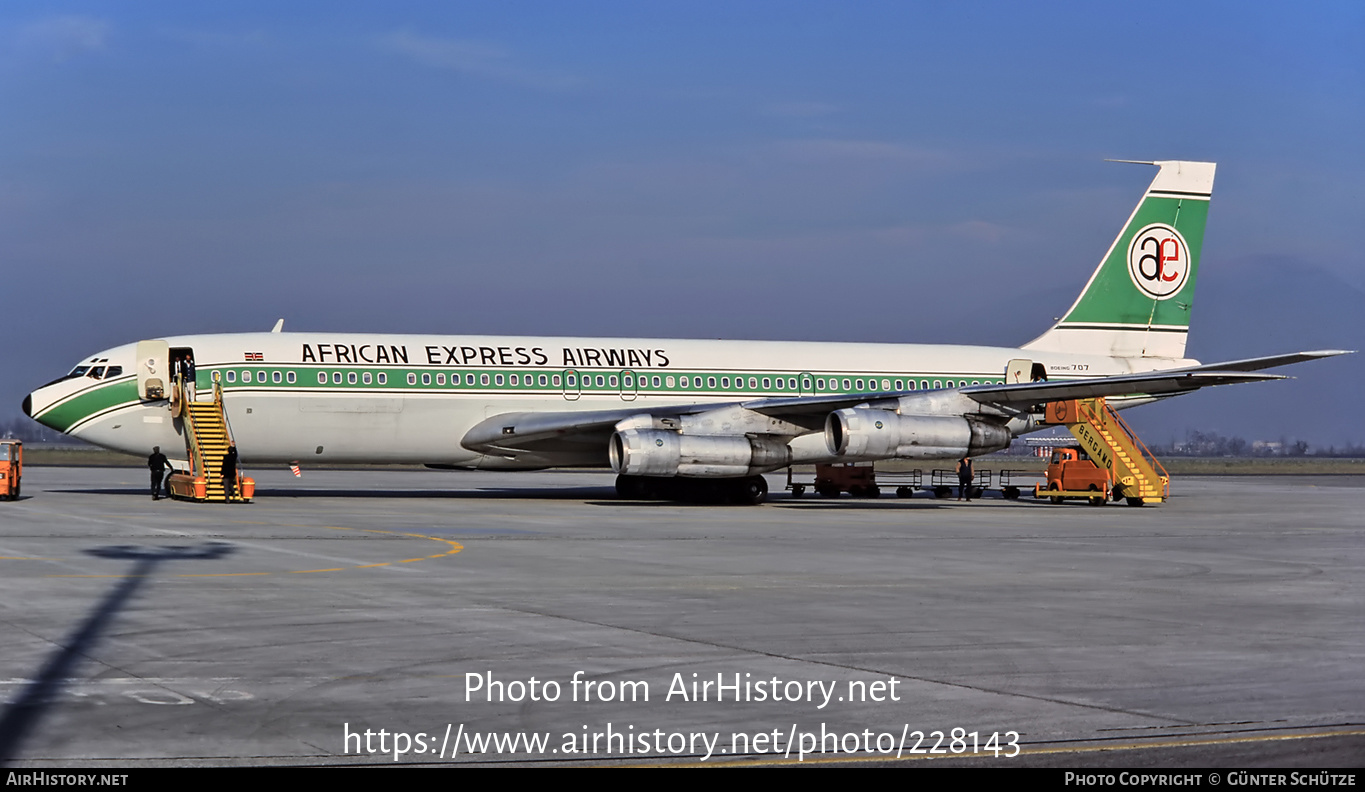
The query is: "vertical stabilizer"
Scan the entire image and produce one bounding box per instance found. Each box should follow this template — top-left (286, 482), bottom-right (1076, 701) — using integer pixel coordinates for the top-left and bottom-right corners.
top-left (1022, 160), bottom-right (1215, 359)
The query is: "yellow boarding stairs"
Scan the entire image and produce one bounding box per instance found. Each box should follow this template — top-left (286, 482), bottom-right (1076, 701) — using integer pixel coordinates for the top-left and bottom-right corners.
top-left (166, 374), bottom-right (253, 503)
top-left (1041, 397), bottom-right (1168, 506)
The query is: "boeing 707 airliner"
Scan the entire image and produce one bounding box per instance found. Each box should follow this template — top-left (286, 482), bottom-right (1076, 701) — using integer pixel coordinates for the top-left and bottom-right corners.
top-left (23, 161), bottom-right (1347, 503)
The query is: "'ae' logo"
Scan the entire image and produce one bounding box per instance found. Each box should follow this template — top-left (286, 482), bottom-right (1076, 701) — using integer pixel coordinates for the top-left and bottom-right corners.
top-left (1126, 223), bottom-right (1190, 300)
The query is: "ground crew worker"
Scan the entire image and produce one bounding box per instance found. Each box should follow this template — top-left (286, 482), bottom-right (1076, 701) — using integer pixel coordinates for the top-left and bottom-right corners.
top-left (956, 456), bottom-right (974, 501)
top-left (149, 447), bottom-right (170, 500)
top-left (221, 443), bottom-right (239, 502)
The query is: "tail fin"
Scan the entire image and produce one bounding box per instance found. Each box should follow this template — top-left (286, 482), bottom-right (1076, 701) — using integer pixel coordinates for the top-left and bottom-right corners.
top-left (1022, 160), bottom-right (1215, 360)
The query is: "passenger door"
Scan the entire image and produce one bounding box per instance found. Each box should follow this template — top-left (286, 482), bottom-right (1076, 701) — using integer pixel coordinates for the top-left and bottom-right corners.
top-left (135, 339), bottom-right (170, 400)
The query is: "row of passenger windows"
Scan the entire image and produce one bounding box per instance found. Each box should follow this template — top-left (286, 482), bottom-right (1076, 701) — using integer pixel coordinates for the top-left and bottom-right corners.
top-left (214, 368), bottom-right (995, 391)
top-left (218, 370), bottom-right (299, 385)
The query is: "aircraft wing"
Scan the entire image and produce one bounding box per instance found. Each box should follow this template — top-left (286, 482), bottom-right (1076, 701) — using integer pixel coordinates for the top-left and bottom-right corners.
top-left (736, 350), bottom-right (1350, 417)
top-left (722, 371), bottom-right (1274, 420)
top-left (462, 390), bottom-right (917, 456)
top-left (462, 349), bottom-right (1350, 457)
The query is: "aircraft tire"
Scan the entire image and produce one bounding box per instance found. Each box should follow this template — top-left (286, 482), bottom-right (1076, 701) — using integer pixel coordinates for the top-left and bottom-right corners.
top-left (731, 476), bottom-right (768, 506)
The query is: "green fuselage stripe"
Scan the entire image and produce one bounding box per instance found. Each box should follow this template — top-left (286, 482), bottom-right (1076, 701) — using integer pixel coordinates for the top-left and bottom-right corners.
top-left (35, 379), bottom-right (140, 433)
top-left (39, 365), bottom-right (1018, 432)
top-left (203, 364), bottom-right (1007, 398)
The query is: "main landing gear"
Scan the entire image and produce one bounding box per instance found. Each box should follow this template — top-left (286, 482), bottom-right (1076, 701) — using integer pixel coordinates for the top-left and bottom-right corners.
top-left (615, 474), bottom-right (769, 505)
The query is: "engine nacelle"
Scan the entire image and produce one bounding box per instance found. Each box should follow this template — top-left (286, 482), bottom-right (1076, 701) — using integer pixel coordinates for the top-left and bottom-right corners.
top-left (825, 409), bottom-right (1010, 460)
top-left (610, 429), bottom-right (792, 478)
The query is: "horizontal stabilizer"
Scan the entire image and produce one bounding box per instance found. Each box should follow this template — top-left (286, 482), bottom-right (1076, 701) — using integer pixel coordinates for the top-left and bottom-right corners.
top-left (961, 371), bottom-right (1282, 407)
top-left (963, 349), bottom-right (1351, 407)
top-left (1170, 349), bottom-right (1352, 372)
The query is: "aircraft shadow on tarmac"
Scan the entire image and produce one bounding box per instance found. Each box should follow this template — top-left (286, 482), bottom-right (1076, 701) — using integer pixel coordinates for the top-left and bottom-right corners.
top-left (590, 498), bottom-right (951, 509)
top-left (50, 486), bottom-right (620, 500)
top-left (51, 486), bottom-right (978, 506)
top-left (85, 541), bottom-right (236, 561)
top-left (0, 541), bottom-right (235, 766)
top-left (771, 500), bottom-right (954, 510)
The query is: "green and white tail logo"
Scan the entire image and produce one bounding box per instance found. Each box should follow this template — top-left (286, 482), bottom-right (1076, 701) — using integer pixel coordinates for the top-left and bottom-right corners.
top-left (1024, 160), bottom-right (1215, 360)
top-left (1127, 223), bottom-right (1190, 300)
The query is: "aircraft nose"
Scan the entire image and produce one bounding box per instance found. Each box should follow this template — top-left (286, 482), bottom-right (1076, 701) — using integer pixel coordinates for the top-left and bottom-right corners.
top-left (22, 394), bottom-right (31, 417)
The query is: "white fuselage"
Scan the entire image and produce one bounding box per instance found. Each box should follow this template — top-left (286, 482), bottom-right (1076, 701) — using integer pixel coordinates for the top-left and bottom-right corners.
top-left (26, 332), bottom-right (1191, 468)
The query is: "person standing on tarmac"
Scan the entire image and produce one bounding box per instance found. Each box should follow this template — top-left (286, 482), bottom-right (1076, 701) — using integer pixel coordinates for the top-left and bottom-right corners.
top-left (221, 443), bottom-right (239, 502)
top-left (956, 456), bottom-right (974, 501)
top-left (148, 447), bottom-right (170, 500)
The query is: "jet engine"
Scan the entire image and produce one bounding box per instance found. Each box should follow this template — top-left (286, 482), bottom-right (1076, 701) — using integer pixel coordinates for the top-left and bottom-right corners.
top-left (825, 409), bottom-right (1010, 460)
top-left (610, 429), bottom-right (792, 478)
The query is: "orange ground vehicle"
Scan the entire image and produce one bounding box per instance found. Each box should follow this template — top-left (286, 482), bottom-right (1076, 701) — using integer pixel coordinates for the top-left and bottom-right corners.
top-left (786, 463), bottom-right (881, 498)
top-left (0, 439), bottom-right (21, 500)
top-left (1036, 447), bottom-right (1109, 506)
top-left (812, 463), bottom-right (879, 498)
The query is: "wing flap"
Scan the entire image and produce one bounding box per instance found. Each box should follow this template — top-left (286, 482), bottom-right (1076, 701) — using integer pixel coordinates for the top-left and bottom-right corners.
top-left (461, 401), bottom-right (737, 454)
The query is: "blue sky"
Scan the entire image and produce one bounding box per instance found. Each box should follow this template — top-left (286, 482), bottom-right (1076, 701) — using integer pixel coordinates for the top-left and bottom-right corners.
top-left (3, 2), bottom-right (1362, 445)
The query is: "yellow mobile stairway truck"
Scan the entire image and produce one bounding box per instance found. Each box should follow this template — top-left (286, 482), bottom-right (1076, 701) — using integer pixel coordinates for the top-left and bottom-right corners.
top-left (166, 373), bottom-right (254, 503)
top-left (1035, 398), bottom-right (1168, 507)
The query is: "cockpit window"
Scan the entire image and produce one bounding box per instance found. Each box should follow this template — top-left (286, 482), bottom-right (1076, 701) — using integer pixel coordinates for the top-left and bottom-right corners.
top-left (45, 363), bottom-right (125, 388)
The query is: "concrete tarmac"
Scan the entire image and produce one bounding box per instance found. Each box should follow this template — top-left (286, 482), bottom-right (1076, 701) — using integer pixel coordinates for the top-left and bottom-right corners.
top-left (0, 467), bottom-right (1361, 767)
